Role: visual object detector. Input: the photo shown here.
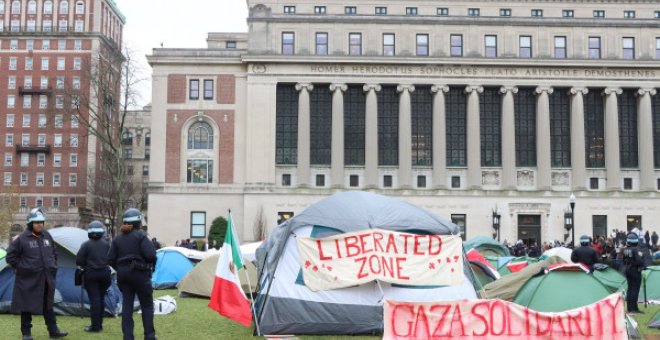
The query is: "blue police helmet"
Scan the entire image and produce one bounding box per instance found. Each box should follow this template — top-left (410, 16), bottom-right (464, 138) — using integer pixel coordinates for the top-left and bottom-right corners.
top-left (27, 208), bottom-right (46, 225)
top-left (627, 233), bottom-right (639, 244)
top-left (580, 235), bottom-right (591, 246)
top-left (122, 208), bottom-right (143, 224)
top-left (87, 220), bottom-right (106, 237)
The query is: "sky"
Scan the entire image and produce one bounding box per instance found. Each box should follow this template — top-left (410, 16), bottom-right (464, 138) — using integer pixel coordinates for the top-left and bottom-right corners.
top-left (113, 0), bottom-right (249, 107)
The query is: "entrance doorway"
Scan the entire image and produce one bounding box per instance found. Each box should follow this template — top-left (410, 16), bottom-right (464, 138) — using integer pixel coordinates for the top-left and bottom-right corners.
top-left (627, 215), bottom-right (641, 232)
top-left (518, 214), bottom-right (541, 247)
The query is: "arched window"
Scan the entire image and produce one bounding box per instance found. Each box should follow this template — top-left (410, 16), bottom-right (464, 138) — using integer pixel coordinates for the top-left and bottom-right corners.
top-left (43, 0), bottom-right (52, 13)
top-left (187, 121), bottom-right (213, 149)
top-left (27, 0), bottom-right (35, 13)
top-left (11, 0), bottom-right (20, 14)
top-left (59, 0), bottom-right (67, 14)
top-left (122, 130), bottom-right (133, 145)
top-left (0, 1), bottom-right (5, 14)
top-left (75, 0), bottom-right (82, 14)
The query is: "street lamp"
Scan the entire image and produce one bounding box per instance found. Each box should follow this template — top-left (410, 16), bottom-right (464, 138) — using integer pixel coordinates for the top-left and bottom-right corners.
top-left (564, 211), bottom-right (573, 242)
top-left (569, 194), bottom-right (576, 248)
top-left (492, 208), bottom-right (501, 242)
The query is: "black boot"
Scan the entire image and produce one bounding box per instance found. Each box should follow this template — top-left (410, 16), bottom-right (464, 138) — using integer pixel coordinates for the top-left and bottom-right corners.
top-left (84, 325), bottom-right (102, 332)
top-left (22, 335), bottom-right (33, 340)
top-left (48, 329), bottom-right (68, 338)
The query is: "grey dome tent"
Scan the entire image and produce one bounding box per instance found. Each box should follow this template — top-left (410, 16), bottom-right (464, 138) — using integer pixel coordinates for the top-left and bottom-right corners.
top-left (254, 191), bottom-right (479, 335)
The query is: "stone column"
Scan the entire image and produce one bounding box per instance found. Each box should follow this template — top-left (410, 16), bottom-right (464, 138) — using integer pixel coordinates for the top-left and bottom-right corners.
top-left (637, 88), bottom-right (657, 191)
top-left (500, 86), bottom-right (518, 190)
top-left (397, 85), bottom-right (415, 189)
top-left (295, 83), bottom-right (313, 187)
top-left (363, 84), bottom-right (381, 188)
top-left (431, 85), bottom-right (449, 189)
top-left (535, 86), bottom-right (553, 190)
top-left (570, 87), bottom-right (588, 190)
top-left (465, 86), bottom-right (484, 189)
top-left (603, 87), bottom-right (622, 190)
top-left (330, 83), bottom-right (347, 188)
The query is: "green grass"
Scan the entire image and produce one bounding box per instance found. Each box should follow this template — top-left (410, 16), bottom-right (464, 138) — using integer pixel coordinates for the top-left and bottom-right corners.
top-left (0, 290), bottom-right (655, 339)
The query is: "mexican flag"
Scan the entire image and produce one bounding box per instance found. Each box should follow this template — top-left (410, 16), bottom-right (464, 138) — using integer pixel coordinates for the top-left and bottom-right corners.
top-left (208, 212), bottom-right (252, 326)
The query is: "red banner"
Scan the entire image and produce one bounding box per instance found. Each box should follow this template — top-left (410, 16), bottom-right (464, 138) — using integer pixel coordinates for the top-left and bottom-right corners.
top-left (384, 293), bottom-right (626, 340)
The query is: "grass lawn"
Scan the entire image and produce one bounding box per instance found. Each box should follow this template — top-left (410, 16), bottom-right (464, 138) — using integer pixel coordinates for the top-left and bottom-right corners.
top-left (0, 290), bottom-right (656, 339)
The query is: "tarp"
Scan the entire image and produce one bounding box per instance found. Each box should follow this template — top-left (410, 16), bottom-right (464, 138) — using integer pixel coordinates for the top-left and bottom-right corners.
top-left (539, 247), bottom-right (573, 263)
top-left (152, 249), bottom-right (195, 289)
top-left (177, 252), bottom-right (258, 297)
top-left (157, 246), bottom-right (213, 262)
top-left (592, 264), bottom-right (627, 293)
top-left (0, 227), bottom-right (122, 316)
top-left (483, 256), bottom-right (565, 301)
top-left (464, 236), bottom-right (510, 257)
top-left (254, 191), bottom-right (479, 335)
top-left (641, 266), bottom-right (660, 303)
top-left (513, 264), bottom-right (612, 312)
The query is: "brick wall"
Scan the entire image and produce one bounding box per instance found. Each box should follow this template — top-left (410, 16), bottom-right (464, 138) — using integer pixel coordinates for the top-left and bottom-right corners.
top-left (217, 75), bottom-right (235, 104)
top-left (167, 75), bottom-right (186, 104)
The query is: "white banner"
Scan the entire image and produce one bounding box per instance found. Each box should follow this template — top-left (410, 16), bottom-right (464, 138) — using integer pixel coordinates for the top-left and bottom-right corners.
top-left (297, 229), bottom-right (464, 291)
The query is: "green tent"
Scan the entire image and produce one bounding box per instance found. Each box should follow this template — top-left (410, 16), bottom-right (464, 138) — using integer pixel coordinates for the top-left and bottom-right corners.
top-left (464, 236), bottom-right (510, 257)
top-left (640, 266), bottom-right (660, 303)
top-left (0, 248), bottom-right (6, 271)
top-left (513, 266), bottom-right (612, 312)
top-left (469, 261), bottom-right (497, 290)
top-left (497, 256), bottom-right (540, 276)
top-left (592, 264), bottom-right (627, 293)
top-left (483, 256), bottom-right (564, 301)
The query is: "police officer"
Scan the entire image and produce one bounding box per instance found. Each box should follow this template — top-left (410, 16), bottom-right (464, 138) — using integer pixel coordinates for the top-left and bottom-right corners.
top-left (76, 220), bottom-right (112, 333)
top-left (623, 233), bottom-right (645, 313)
top-left (571, 235), bottom-right (599, 272)
top-left (108, 208), bottom-right (157, 340)
top-left (6, 208), bottom-right (68, 340)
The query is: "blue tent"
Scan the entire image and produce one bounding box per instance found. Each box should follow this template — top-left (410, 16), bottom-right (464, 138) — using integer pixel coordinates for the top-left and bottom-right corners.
top-left (0, 227), bottom-right (122, 316)
top-left (152, 249), bottom-right (195, 289)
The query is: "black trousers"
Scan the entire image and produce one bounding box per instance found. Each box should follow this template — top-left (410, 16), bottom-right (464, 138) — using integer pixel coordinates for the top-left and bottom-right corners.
top-left (626, 270), bottom-right (642, 312)
top-left (117, 267), bottom-right (156, 340)
top-left (84, 268), bottom-right (112, 330)
top-left (20, 280), bottom-right (57, 335)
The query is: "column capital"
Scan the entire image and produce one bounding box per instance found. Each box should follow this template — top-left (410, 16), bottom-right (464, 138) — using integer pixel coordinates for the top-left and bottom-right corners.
top-left (363, 84), bottom-right (382, 93)
top-left (396, 84), bottom-right (415, 93)
top-left (295, 83), bottom-right (314, 92)
top-left (431, 85), bottom-right (450, 94)
top-left (499, 86), bottom-right (518, 95)
top-left (329, 83), bottom-right (347, 93)
top-left (569, 87), bottom-right (589, 95)
top-left (602, 87), bottom-right (622, 96)
top-left (464, 85), bottom-right (483, 94)
top-left (535, 86), bottom-right (554, 95)
top-left (637, 88), bottom-right (657, 97)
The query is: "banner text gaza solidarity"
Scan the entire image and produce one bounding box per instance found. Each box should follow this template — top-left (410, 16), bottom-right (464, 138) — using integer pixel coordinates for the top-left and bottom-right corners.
top-left (297, 229), bottom-right (463, 291)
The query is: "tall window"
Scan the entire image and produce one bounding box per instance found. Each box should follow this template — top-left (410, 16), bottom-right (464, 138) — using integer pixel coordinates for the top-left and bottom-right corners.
top-left (515, 88), bottom-right (537, 166)
top-left (28, 1), bottom-right (36, 13)
top-left (383, 34), bottom-right (395, 56)
top-left (618, 89), bottom-right (638, 168)
top-left (190, 212), bottom-right (206, 238)
top-left (282, 32), bottom-right (295, 55)
top-left (450, 34), bottom-right (462, 57)
top-left (592, 215), bottom-right (607, 239)
top-left (656, 38), bottom-right (660, 59)
top-left (11, 0), bottom-right (19, 13)
top-left (585, 90), bottom-right (605, 168)
top-left (589, 37), bottom-right (601, 59)
top-left (549, 89), bottom-right (571, 167)
top-left (411, 86), bottom-right (433, 166)
top-left (203, 79), bottom-right (213, 100)
top-left (275, 84), bottom-right (298, 165)
top-left (416, 34), bottom-right (429, 56)
top-left (75, 1), bottom-right (83, 14)
top-left (622, 37), bottom-right (635, 60)
top-left (446, 87), bottom-right (467, 167)
top-left (315, 32), bottom-right (328, 55)
top-left (554, 36), bottom-right (567, 59)
top-left (451, 214), bottom-right (467, 240)
top-left (349, 33), bottom-right (362, 55)
top-left (480, 88), bottom-right (501, 166)
top-left (344, 85), bottom-right (365, 165)
top-left (519, 36), bottom-right (532, 58)
top-left (485, 35), bottom-right (497, 57)
top-left (187, 121), bottom-right (213, 149)
top-left (378, 86), bottom-right (399, 166)
top-left (653, 94), bottom-right (660, 168)
top-left (310, 85), bottom-right (332, 165)
top-left (189, 79), bottom-right (199, 100)
top-left (59, 1), bottom-right (68, 14)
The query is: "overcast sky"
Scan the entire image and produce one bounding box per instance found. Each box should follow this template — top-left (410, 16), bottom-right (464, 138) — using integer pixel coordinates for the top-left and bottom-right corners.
top-left (113, 0), bottom-right (249, 107)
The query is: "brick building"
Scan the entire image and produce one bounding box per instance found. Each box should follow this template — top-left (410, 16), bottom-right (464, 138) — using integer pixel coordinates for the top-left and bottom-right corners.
top-left (1, 0), bottom-right (124, 234)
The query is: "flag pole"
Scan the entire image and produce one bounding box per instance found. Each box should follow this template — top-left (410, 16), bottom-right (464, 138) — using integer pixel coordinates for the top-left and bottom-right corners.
top-left (229, 209), bottom-right (262, 336)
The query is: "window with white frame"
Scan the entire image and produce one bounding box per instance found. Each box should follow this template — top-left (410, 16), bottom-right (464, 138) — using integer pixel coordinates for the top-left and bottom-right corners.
top-left (72, 77), bottom-right (80, 89)
top-left (53, 173), bottom-right (61, 186)
top-left (0, 1), bottom-right (4, 14)
top-left (42, 40), bottom-right (50, 50)
top-left (37, 134), bottom-right (45, 146)
top-left (58, 39), bottom-right (65, 50)
top-left (68, 197), bottom-right (76, 207)
top-left (21, 134), bottom-right (29, 146)
top-left (450, 34), bottom-right (463, 56)
top-left (69, 153), bottom-right (77, 167)
top-left (75, 1), bottom-right (83, 14)
top-left (56, 96), bottom-right (64, 109)
top-left (54, 134), bottom-right (62, 147)
top-left (43, 20), bottom-right (52, 31)
top-left (57, 57), bottom-right (65, 70)
top-left (53, 153), bottom-right (61, 166)
top-left (20, 173), bottom-right (27, 186)
top-left (20, 153), bottom-right (29, 166)
top-left (556, 35), bottom-right (568, 58)
top-left (7, 95), bottom-right (15, 108)
top-left (25, 57), bottom-right (33, 70)
top-left (382, 33), bottom-right (395, 56)
top-left (35, 196), bottom-right (43, 207)
top-left (23, 96), bottom-right (31, 109)
top-left (22, 114), bottom-right (30, 127)
top-left (69, 173), bottom-right (77, 186)
top-left (36, 173), bottom-right (44, 186)
top-left (69, 134), bottom-right (78, 147)
top-left (38, 114), bottom-right (46, 127)
top-left (24, 76), bottom-right (32, 89)
top-left (11, 0), bottom-right (19, 13)
top-left (190, 211), bottom-right (206, 238)
top-left (416, 34), bottom-right (429, 56)
top-left (52, 197), bottom-right (59, 208)
top-left (41, 57), bottom-right (49, 70)
top-left (3, 173), bottom-right (11, 185)
top-left (73, 57), bottom-right (81, 70)
top-left (9, 57), bottom-right (17, 70)
top-left (19, 197), bottom-right (27, 207)
top-left (74, 39), bottom-right (81, 50)
top-left (40, 76), bottom-right (48, 89)
top-left (485, 35), bottom-right (497, 57)
top-left (26, 40), bottom-right (34, 50)
top-left (4, 153), bottom-right (12, 166)
top-left (27, 19), bottom-right (36, 31)
top-left (349, 33), bottom-right (361, 55)
top-left (74, 20), bottom-right (83, 32)
top-left (315, 32), bottom-right (328, 55)
top-left (519, 36), bottom-right (532, 58)
top-left (6, 114), bottom-right (14, 127)
top-left (8, 76), bottom-right (16, 89)
top-left (282, 32), bottom-right (295, 55)
top-left (6, 134), bottom-right (14, 147)
top-left (71, 115), bottom-right (79, 128)
top-left (37, 153), bottom-right (45, 166)
top-left (622, 37), bottom-right (635, 59)
top-left (44, 1), bottom-right (52, 14)
top-left (9, 39), bottom-right (17, 50)
top-left (656, 38), bottom-right (660, 59)
top-left (71, 95), bottom-right (79, 109)
top-left (203, 80), bottom-right (213, 100)
top-left (58, 20), bottom-right (68, 32)
top-left (40, 95), bottom-right (47, 109)
top-left (10, 19), bottom-right (18, 31)
top-left (589, 37), bottom-right (601, 59)
top-left (59, 1), bottom-right (68, 14)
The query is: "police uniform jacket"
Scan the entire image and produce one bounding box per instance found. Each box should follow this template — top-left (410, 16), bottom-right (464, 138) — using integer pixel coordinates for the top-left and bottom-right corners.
top-left (108, 228), bottom-right (156, 270)
top-left (6, 229), bottom-right (58, 314)
top-left (76, 238), bottom-right (110, 271)
top-left (571, 245), bottom-right (599, 271)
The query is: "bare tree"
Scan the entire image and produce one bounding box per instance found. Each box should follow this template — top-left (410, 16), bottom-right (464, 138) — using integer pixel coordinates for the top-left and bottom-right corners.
top-left (253, 205), bottom-right (267, 241)
top-left (0, 185), bottom-right (21, 246)
top-left (59, 44), bottom-right (146, 235)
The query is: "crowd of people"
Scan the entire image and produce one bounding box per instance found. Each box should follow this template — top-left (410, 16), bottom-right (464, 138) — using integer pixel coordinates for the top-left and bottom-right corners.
top-left (173, 238), bottom-right (221, 251)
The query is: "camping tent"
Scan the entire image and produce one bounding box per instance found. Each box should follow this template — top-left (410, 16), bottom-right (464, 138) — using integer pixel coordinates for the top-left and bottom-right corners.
top-left (640, 266), bottom-right (660, 303)
top-left (513, 263), bottom-right (611, 312)
top-left (152, 248), bottom-right (196, 289)
top-left (592, 264), bottom-right (627, 293)
top-left (483, 256), bottom-right (564, 301)
top-left (254, 191), bottom-right (479, 335)
top-left (177, 252), bottom-right (258, 297)
top-left (539, 246), bottom-right (573, 263)
top-left (649, 311), bottom-right (660, 329)
top-left (464, 236), bottom-right (510, 257)
top-left (497, 256), bottom-right (540, 276)
top-left (0, 227), bottom-right (122, 316)
top-left (469, 261), bottom-right (498, 290)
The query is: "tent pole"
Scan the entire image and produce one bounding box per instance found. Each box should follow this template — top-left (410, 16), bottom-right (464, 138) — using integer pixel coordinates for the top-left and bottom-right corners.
top-left (243, 268), bottom-right (261, 336)
top-left (255, 236), bottom-right (288, 334)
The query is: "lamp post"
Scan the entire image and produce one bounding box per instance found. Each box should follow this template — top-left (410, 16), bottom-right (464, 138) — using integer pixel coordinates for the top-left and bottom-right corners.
top-left (492, 208), bottom-right (501, 242)
top-left (569, 194), bottom-right (576, 248)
